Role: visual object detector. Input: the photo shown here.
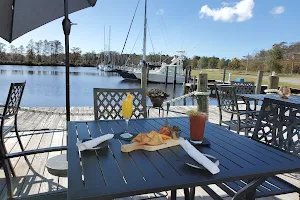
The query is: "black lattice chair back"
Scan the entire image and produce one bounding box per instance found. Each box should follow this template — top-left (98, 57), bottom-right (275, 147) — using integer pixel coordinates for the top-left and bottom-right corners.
top-left (252, 98), bottom-right (300, 155)
top-left (2, 82), bottom-right (26, 118)
top-left (231, 81), bottom-right (255, 94)
top-left (216, 85), bottom-right (239, 113)
top-left (93, 88), bottom-right (147, 120)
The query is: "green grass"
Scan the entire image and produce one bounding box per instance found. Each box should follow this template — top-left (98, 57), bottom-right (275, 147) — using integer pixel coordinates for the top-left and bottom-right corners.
top-left (190, 69), bottom-right (300, 89)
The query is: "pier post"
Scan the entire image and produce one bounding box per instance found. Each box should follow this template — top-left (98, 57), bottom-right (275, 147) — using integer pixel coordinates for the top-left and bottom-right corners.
top-left (141, 62), bottom-right (147, 90)
top-left (222, 66), bottom-right (227, 83)
top-left (196, 73), bottom-right (208, 115)
top-left (255, 70), bottom-right (263, 94)
top-left (173, 66), bottom-right (177, 89)
top-left (268, 74), bottom-right (279, 89)
top-left (165, 66), bottom-right (169, 87)
top-left (183, 83), bottom-right (187, 106)
top-left (192, 76), bottom-right (196, 91)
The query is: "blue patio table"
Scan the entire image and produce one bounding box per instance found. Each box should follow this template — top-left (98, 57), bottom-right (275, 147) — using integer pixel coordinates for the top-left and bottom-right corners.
top-left (238, 93), bottom-right (300, 104)
top-left (67, 117), bottom-right (300, 200)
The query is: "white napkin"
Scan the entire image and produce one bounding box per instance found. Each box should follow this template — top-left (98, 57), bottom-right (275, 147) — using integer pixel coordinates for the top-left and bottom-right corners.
top-left (76, 134), bottom-right (114, 151)
top-left (180, 140), bottom-right (220, 175)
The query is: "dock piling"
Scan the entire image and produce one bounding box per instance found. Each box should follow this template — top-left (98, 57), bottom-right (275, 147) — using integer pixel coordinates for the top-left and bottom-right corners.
top-left (268, 74), bottom-right (279, 89)
top-left (196, 73), bottom-right (208, 114)
top-left (255, 70), bottom-right (263, 94)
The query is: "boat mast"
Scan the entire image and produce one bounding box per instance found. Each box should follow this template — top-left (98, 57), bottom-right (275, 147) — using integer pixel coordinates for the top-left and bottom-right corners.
top-left (104, 25), bottom-right (106, 64)
top-left (109, 25), bottom-right (111, 65)
top-left (141, 0), bottom-right (147, 90)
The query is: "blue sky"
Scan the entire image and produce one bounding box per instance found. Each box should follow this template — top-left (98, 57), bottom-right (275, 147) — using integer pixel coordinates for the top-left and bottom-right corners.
top-left (1, 0), bottom-right (299, 59)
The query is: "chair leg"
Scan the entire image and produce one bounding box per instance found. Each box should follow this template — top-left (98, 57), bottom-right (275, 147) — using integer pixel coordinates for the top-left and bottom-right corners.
top-left (189, 187), bottom-right (195, 200)
top-left (3, 160), bottom-right (14, 199)
top-left (183, 188), bottom-right (189, 200)
top-left (171, 190), bottom-right (176, 200)
top-left (1, 139), bottom-right (16, 177)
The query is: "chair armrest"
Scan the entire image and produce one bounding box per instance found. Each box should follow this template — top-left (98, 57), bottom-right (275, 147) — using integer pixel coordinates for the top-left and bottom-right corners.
top-left (239, 110), bottom-right (260, 115)
top-left (6, 146), bottom-right (67, 159)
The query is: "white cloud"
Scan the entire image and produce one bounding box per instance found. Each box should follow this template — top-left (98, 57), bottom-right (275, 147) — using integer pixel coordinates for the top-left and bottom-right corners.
top-left (270, 6), bottom-right (285, 15)
top-left (199, 0), bottom-right (255, 23)
top-left (156, 9), bottom-right (164, 15)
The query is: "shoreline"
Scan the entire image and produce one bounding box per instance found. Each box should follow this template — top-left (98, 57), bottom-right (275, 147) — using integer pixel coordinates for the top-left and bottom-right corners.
top-left (0, 62), bottom-right (96, 67)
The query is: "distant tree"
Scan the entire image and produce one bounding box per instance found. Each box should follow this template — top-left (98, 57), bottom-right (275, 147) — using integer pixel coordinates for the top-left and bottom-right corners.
top-left (53, 40), bottom-right (63, 63)
top-left (265, 44), bottom-right (283, 73)
top-left (190, 56), bottom-right (199, 68)
top-left (228, 58), bottom-right (243, 70)
top-left (198, 56), bottom-right (208, 69)
top-left (26, 39), bottom-right (35, 63)
top-left (18, 45), bottom-right (25, 62)
top-left (225, 59), bottom-right (230, 67)
top-left (42, 40), bottom-right (50, 62)
top-left (70, 47), bottom-right (82, 65)
top-left (9, 45), bottom-right (16, 61)
top-left (0, 43), bottom-right (6, 61)
top-left (35, 40), bottom-right (43, 62)
top-left (208, 56), bottom-right (219, 68)
top-left (217, 58), bottom-right (226, 69)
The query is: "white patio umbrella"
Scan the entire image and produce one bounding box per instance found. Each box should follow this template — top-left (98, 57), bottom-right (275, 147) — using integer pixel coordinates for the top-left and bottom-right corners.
top-left (0, 0), bottom-right (97, 121)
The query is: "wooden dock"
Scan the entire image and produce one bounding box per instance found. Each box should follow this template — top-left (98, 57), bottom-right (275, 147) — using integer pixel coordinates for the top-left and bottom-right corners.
top-left (0, 106), bottom-right (298, 199)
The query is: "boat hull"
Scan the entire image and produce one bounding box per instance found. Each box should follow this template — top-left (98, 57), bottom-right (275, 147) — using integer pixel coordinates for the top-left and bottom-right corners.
top-left (116, 70), bottom-right (138, 80)
top-left (134, 72), bottom-right (185, 84)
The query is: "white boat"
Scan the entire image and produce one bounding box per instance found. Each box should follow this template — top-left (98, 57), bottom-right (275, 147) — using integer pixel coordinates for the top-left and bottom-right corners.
top-left (133, 55), bottom-right (185, 84)
top-left (97, 65), bottom-right (105, 71)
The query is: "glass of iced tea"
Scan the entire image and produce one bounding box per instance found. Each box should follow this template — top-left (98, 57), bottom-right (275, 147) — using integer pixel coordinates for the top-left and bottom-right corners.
top-left (187, 110), bottom-right (207, 144)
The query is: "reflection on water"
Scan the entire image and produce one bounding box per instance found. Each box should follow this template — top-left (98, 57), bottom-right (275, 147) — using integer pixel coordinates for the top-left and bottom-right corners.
top-left (0, 65), bottom-right (216, 107)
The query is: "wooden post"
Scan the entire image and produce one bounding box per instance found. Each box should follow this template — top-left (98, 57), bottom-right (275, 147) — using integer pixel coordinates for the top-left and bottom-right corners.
top-left (184, 66), bottom-right (189, 83)
top-left (183, 83), bottom-right (187, 106)
top-left (196, 73), bottom-right (208, 114)
top-left (268, 75), bottom-right (279, 89)
top-left (222, 66), bottom-right (226, 83)
top-left (192, 76), bottom-right (196, 91)
top-left (165, 66), bottom-right (169, 86)
top-left (146, 66), bottom-right (149, 83)
top-left (255, 70), bottom-right (263, 94)
top-left (188, 67), bottom-right (191, 81)
top-left (173, 66), bottom-right (177, 89)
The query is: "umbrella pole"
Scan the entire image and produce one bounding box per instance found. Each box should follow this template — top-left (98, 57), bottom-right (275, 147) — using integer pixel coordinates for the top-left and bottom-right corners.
top-left (63, 0), bottom-right (71, 122)
top-left (46, 0), bottom-right (71, 177)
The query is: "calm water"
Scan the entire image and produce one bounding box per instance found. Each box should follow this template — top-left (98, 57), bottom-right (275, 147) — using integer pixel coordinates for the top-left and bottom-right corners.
top-left (0, 65), bottom-right (216, 107)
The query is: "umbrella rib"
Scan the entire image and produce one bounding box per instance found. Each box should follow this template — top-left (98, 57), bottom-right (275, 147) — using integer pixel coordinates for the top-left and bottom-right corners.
top-left (86, 0), bottom-right (96, 7)
top-left (9, 0), bottom-right (16, 42)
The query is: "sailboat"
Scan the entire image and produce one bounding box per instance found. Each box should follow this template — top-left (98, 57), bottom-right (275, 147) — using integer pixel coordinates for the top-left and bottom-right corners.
top-left (117, 0), bottom-right (186, 84)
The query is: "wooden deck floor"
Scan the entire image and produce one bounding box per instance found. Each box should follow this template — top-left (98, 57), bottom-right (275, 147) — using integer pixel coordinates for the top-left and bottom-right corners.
top-left (0, 106), bottom-right (298, 200)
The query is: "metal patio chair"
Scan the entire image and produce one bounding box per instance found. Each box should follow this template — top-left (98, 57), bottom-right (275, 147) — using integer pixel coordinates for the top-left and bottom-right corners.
top-left (216, 85), bottom-right (258, 134)
top-left (0, 82), bottom-right (67, 199)
top-left (93, 88), bottom-right (147, 120)
top-left (231, 81), bottom-right (257, 111)
top-left (190, 98), bottom-right (300, 199)
top-left (1, 82), bottom-right (26, 175)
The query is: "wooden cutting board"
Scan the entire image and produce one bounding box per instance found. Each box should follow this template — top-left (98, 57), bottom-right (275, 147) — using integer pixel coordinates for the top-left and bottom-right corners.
top-left (121, 138), bottom-right (183, 152)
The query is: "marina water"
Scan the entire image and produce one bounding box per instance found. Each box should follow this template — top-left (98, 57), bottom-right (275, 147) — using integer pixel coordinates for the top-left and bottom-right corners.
top-left (0, 65), bottom-right (216, 107)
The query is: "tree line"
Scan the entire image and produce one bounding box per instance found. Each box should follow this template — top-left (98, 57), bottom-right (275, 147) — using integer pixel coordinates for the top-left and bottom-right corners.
top-left (0, 39), bottom-right (174, 67)
top-left (187, 42), bottom-right (300, 74)
top-left (1, 39), bottom-right (299, 74)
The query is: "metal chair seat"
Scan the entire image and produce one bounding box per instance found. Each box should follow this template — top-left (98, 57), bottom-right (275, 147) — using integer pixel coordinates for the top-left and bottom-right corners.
top-left (205, 176), bottom-right (299, 199)
top-left (222, 118), bottom-right (257, 130)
